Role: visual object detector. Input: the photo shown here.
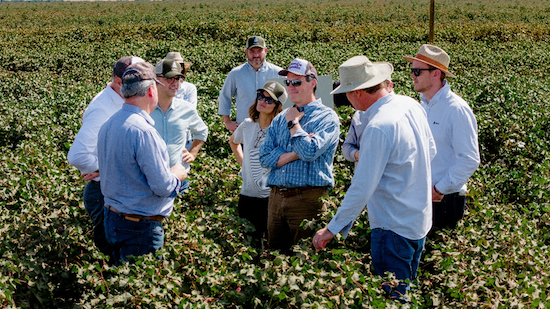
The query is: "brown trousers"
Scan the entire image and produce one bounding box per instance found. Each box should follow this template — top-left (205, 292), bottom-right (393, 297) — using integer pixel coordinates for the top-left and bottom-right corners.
top-left (267, 187), bottom-right (327, 252)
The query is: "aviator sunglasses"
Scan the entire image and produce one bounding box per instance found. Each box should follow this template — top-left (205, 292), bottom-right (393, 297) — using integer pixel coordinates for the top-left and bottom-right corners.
top-left (284, 79), bottom-right (304, 87)
top-left (411, 68), bottom-right (436, 77)
top-left (256, 91), bottom-right (277, 104)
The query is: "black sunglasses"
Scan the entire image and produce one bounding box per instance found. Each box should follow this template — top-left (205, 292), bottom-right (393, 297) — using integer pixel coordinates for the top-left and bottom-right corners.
top-left (411, 68), bottom-right (436, 77)
top-left (257, 91), bottom-right (277, 104)
top-left (285, 79), bottom-right (303, 87)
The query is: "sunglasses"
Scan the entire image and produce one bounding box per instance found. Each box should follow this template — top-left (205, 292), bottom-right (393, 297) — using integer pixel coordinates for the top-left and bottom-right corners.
top-left (257, 91), bottom-right (277, 104)
top-left (411, 68), bottom-right (436, 77)
top-left (285, 79), bottom-right (304, 87)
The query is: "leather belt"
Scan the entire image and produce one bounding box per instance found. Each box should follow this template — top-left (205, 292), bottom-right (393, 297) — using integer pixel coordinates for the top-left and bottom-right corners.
top-left (272, 186), bottom-right (325, 198)
top-left (105, 204), bottom-right (164, 223)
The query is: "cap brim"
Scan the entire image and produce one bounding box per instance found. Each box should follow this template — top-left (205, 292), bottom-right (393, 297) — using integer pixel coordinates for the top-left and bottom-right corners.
top-left (278, 69), bottom-right (308, 77)
top-left (257, 88), bottom-right (279, 103)
top-left (163, 72), bottom-right (184, 79)
top-left (403, 56), bottom-right (456, 78)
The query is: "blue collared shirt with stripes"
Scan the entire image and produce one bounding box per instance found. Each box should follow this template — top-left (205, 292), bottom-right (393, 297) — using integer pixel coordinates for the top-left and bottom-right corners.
top-left (260, 99), bottom-right (340, 188)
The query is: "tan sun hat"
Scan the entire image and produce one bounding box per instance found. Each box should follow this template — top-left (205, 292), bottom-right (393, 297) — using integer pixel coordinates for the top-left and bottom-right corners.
top-left (165, 52), bottom-right (192, 74)
top-left (403, 44), bottom-right (456, 78)
top-left (330, 56), bottom-right (393, 95)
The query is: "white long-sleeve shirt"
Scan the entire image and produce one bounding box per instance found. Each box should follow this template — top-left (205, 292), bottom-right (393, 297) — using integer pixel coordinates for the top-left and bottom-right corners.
top-left (420, 81), bottom-right (480, 195)
top-left (67, 84), bottom-right (124, 180)
top-left (342, 110), bottom-right (368, 169)
top-left (327, 93), bottom-right (436, 240)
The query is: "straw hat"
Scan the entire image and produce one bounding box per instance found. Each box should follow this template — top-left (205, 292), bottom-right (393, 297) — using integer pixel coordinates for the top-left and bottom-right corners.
top-left (403, 44), bottom-right (456, 78)
top-left (330, 56), bottom-right (393, 95)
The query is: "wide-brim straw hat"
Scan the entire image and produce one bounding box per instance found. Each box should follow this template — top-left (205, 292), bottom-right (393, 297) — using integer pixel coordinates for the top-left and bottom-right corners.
top-left (331, 56), bottom-right (393, 95)
top-left (403, 44), bottom-right (456, 78)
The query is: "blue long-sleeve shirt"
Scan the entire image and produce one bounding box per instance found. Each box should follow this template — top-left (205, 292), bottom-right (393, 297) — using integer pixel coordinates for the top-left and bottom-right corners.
top-left (97, 104), bottom-right (180, 217)
top-left (260, 99), bottom-right (340, 188)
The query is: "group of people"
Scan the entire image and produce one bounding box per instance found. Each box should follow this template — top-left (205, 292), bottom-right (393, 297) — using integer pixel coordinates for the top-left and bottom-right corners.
top-left (68, 54), bottom-right (208, 263)
top-left (68, 35), bottom-right (480, 302)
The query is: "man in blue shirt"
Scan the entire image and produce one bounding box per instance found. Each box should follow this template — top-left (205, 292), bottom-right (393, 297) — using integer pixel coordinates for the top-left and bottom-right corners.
top-left (260, 58), bottom-right (340, 252)
top-left (68, 55), bottom-right (145, 258)
top-left (313, 56), bottom-right (436, 302)
top-left (150, 59), bottom-right (208, 172)
top-left (97, 62), bottom-right (188, 264)
top-left (218, 36), bottom-right (283, 132)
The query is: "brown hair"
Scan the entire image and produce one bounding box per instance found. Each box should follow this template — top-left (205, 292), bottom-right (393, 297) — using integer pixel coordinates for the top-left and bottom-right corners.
top-left (248, 92), bottom-right (283, 122)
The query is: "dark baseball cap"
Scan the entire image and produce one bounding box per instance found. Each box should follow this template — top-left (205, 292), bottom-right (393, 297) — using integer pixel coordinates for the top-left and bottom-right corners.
top-left (155, 59), bottom-right (184, 79)
top-left (246, 36), bottom-right (266, 49)
top-left (113, 56), bottom-right (145, 78)
top-left (121, 62), bottom-right (162, 85)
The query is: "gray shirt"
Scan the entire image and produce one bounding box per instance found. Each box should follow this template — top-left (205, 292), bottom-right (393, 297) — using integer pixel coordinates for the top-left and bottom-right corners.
top-left (218, 61), bottom-right (283, 123)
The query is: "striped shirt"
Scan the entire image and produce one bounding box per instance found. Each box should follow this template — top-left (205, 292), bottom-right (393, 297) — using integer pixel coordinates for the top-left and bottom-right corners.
top-left (260, 99), bottom-right (340, 188)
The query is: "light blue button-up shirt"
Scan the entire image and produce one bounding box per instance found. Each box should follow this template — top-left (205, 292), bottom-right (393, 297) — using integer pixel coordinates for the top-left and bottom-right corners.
top-left (218, 61), bottom-right (283, 123)
top-left (150, 98), bottom-right (209, 170)
top-left (97, 104), bottom-right (180, 217)
top-left (260, 99), bottom-right (340, 188)
top-left (327, 94), bottom-right (436, 240)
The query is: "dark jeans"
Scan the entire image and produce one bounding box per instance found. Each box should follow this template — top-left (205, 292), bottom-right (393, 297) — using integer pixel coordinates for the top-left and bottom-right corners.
top-left (371, 228), bottom-right (425, 301)
top-left (238, 194), bottom-right (268, 248)
top-left (104, 206), bottom-right (164, 265)
top-left (432, 193), bottom-right (466, 229)
top-left (83, 180), bottom-right (113, 257)
top-left (267, 187), bottom-right (327, 252)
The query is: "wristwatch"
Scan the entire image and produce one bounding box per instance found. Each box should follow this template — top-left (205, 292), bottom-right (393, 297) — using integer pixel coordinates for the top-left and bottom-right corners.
top-left (287, 120), bottom-right (299, 129)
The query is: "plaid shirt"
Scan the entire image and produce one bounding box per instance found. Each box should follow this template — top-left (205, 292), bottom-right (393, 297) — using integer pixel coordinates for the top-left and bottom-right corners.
top-left (260, 99), bottom-right (340, 188)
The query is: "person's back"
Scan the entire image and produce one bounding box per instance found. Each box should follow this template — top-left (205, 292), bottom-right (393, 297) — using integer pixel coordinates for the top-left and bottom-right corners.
top-left (360, 94), bottom-right (433, 239)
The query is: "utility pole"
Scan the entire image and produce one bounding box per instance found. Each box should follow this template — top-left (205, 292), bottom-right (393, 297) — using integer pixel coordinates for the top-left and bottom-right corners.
top-left (429, 0), bottom-right (435, 42)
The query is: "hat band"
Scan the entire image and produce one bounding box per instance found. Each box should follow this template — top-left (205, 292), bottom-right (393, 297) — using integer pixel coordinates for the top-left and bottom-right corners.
top-left (415, 54), bottom-right (448, 71)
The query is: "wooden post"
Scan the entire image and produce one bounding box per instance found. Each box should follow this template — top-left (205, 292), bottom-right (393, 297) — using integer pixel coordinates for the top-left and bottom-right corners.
top-left (429, 0), bottom-right (435, 42)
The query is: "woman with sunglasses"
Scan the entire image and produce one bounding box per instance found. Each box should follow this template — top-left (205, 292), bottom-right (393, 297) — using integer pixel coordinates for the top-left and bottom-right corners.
top-left (229, 81), bottom-right (287, 248)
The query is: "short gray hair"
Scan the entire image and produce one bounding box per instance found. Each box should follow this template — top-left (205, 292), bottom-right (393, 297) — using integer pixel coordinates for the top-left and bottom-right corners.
top-left (121, 80), bottom-right (154, 98)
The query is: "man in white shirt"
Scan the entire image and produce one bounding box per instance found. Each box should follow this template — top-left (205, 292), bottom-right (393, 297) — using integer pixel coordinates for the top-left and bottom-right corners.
top-left (404, 44), bottom-right (480, 229)
top-left (218, 36), bottom-right (283, 132)
top-left (68, 56), bottom-right (145, 258)
top-left (313, 56), bottom-right (436, 302)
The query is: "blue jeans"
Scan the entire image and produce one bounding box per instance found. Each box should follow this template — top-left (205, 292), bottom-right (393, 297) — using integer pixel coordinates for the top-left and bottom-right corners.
top-left (371, 228), bottom-right (425, 300)
top-left (83, 181), bottom-right (113, 257)
top-left (104, 207), bottom-right (164, 265)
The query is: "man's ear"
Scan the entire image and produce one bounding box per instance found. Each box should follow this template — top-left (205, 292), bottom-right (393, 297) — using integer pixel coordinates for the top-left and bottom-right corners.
top-left (114, 76), bottom-right (123, 87)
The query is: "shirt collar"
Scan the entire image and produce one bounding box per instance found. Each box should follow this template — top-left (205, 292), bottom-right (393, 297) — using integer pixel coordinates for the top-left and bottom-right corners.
top-left (246, 60), bottom-right (268, 72)
top-left (105, 83), bottom-right (124, 104)
top-left (364, 92), bottom-right (395, 121)
top-left (420, 80), bottom-right (449, 106)
top-left (122, 103), bottom-right (155, 125)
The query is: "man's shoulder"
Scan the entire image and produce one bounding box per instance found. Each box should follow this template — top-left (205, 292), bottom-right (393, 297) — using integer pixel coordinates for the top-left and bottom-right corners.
top-left (228, 62), bottom-right (249, 73)
top-left (262, 61), bottom-right (284, 72)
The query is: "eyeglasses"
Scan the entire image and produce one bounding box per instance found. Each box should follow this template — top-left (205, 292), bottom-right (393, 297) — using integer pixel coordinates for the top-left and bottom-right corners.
top-left (411, 68), bottom-right (436, 77)
top-left (158, 75), bottom-right (182, 83)
top-left (285, 79), bottom-right (303, 87)
top-left (257, 91), bottom-right (277, 104)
